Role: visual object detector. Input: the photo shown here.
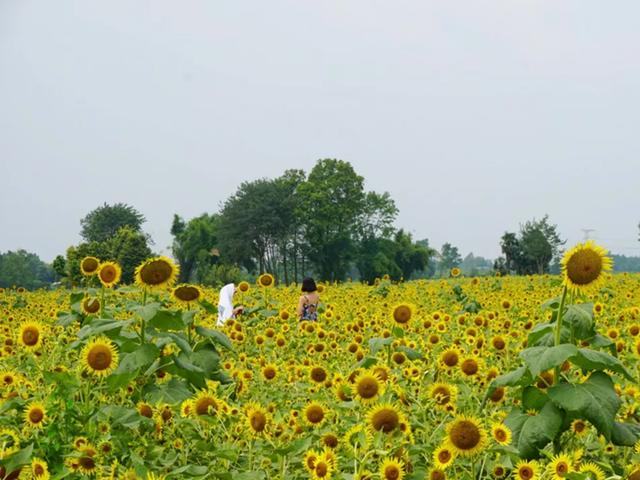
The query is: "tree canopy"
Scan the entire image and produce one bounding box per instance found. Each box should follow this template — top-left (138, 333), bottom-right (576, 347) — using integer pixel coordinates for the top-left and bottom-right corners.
top-left (0, 250), bottom-right (55, 290)
top-left (80, 203), bottom-right (146, 243)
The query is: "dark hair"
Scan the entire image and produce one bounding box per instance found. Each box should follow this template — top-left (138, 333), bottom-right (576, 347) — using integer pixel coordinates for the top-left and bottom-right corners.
top-left (301, 277), bottom-right (317, 293)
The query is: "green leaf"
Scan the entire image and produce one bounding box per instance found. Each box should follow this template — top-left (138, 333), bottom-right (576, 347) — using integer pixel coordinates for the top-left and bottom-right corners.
top-left (199, 299), bottom-right (218, 315)
top-left (2, 444), bottom-right (33, 472)
top-left (570, 348), bottom-right (633, 380)
top-left (392, 327), bottom-right (405, 338)
top-left (174, 354), bottom-right (205, 373)
top-left (519, 344), bottom-right (578, 377)
top-left (156, 332), bottom-right (192, 354)
top-left (547, 372), bottom-right (620, 440)
top-left (611, 421), bottom-right (640, 446)
top-left (195, 326), bottom-right (234, 352)
top-left (77, 318), bottom-right (132, 339)
top-left (99, 405), bottom-right (151, 429)
top-left (147, 309), bottom-right (185, 331)
top-left (356, 356), bottom-right (378, 369)
top-left (115, 344), bottom-right (160, 374)
top-left (563, 304), bottom-right (595, 340)
top-left (397, 346), bottom-right (423, 360)
top-left (526, 323), bottom-right (555, 347)
top-left (369, 336), bottom-right (394, 354)
top-left (57, 311), bottom-right (81, 327)
top-left (505, 401), bottom-right (563, 459)
top-left (522, 386), bottom-right (549, 412)
top-left (144, 379), bottom-right (193, 404)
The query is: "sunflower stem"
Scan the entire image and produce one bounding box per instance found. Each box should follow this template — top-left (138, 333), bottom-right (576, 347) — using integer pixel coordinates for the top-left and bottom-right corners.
top-left (100, 286), bottom-right (105, 317)
top-left (553, 285), bottom-right (569, 384)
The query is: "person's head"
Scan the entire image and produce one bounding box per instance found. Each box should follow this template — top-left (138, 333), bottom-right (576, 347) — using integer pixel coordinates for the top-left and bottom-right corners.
top-left (301, 277), bottom-right (317, 293)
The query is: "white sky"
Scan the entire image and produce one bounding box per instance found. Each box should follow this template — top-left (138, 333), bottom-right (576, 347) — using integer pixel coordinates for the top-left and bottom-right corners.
top-left (1, 1), bottom-right (639, 262)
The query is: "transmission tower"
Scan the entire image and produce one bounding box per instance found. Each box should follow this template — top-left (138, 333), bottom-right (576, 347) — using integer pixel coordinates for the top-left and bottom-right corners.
top-left (581, 229), bottom-right (595, 241)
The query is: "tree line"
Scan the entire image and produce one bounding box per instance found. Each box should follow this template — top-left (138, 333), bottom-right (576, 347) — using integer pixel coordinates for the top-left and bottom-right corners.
top-left (2, 158), bottom-right (640, 289)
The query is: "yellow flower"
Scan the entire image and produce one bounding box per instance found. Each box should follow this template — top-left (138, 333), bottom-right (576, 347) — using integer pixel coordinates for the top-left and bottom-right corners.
top-left (391, 303), bottom-right (413, 326)
top-left (257, 273), bottom-right (275, 288)
top-left (490, 422), bottom-right (511, 446)
top-left (546, 453), bottom-right (573, 479)
top-left (24, 401), bottom-right (47, 429)
top-left (379, 457), bottom-right (404, 480)
top-left (0, 428), bottom-right (20, 459)
top-left (433, 445), bottom-right (455, 469)
top-left (81, 336), bottom-right (119, 377)
top-left (444, 415), bottom-right (487, 457)
top-left (19, 321), bottom-right (43, 350)
top-left (97, 261), bottom-right (121, 288)
top-left (171, 284), bottom-right (203, 305)
top-left (80, 256), bottom-right (100, 276)
top-left (353, 370), bottom-right (385, 403)
top-left (514, 460), bottom-right (539, 480)
top-left (135, 256), bottom-right (179, 289)
top-left (561, 241), bottom-right (612, 293)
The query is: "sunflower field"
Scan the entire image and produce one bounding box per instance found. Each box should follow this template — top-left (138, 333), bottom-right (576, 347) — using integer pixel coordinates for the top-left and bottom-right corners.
top-left (2, 243), bottom-right (640, 480)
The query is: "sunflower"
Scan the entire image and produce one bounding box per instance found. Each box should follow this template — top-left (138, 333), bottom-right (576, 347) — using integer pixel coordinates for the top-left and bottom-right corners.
top-left (29, 457), bottom-right (50, 480)
top-left (81, 336), bottom-right (119, 377)
top-left (490, 423), bottom-right (511, 446)
top-left (428, 383), bottom-right (458, 408)
top-left (246, 403), bottom-right (269, 436)
top-left (135, 256), bottom-right (179, 289)
top-left (546, 454), bottom-right (572, 479)
top-left (450, 267), bottom-right (461, 277)
top-left (433, 445), bottom-right (455, 469)
top-left (514, 460), bottom-right (539, 480)
top-left (171, 284), bottom-right (203, 305)
top-left (366, 403), bottom-right (404, 434)
top-left (137, 402), bottom-right (153, 418)
top-left (439, 348), bottom-right (460, 369)
top-left (427, 469), bottom-right (447, 480)
top-left (80, 256), bottom-right (100, 276)
top-left (81, 297), bottom-right (101, 315)
top-left (578, 463), bottom-right (605, 480)
top-left (257, 273), bottom-right (275, 288)
top-left (380, 458), bottom-right (404, 480)
top-left (353, 370), bottom-right (385, 403)
top-left (237, 281), bottom-right (250, 292)
top-left (262, 364), bottom-right (277, 381)
top-left (0, 428), bottom-right (20, 459)
top-left (97, 261), bottom-right (121, 288)
top-left (19, 321), bottom-right (43, 350)
top-left (459, 355), bottom-right (482, 377)
top-left (304, 402), bottom-right (326, 426)
top-left (392, 304), bottom-right (413, 326)
top-left (193, 391), bottom-right (223, 416)
top-left (561, 241), bottom-right (612, 293)
top-left (571, 419), bottom-right (588, 437)
top-left (312, 452), bottom-right (334, 480)
top-left (309, 366), bottom-right (328, 383)
top-left (445, 415), bottom-right (487, 457)
top-left (304, 449), bottom-right (320, 473)
top-left (24, 402), bottom-right (47, 429)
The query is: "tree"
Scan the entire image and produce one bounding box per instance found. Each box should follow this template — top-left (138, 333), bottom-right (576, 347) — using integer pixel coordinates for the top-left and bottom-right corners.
top-left (217, 171), bottom-right (304, 280)
top-left (438, 243), bottom-right (462, 276)
top-left (52, 255), bottom-right (67, 279)
top-left (0, 250), bottom-right (55, 290)
top-left (80, 203), bottom-right (145, 243)
top-left (171, 213), bottom-right (220, 283)
top-left (107, 226), bottom-right (153, 283)
top-left (460, 253), bottom-right (493, 276)
top-left (297, 159), bottom-right (367, 281)
top-left (498, 215), bottom-right (565, 275)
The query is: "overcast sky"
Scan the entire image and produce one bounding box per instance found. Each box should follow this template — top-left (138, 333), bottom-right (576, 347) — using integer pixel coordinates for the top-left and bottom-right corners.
top-left (1, 1), bottom-right (639, 263)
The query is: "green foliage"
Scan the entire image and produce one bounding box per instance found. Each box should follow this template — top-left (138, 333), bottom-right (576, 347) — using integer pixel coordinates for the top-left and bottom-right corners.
top-left (65, 227), bottom-right (152, 285)
top-left (171, 213), bottom-right (220, 283)
top-left (107, 226), bottom-right (152, 283)
top-left (437, 242), bottom-right (461, 276)
top-left (0, 250), bottom-right (55, 290)
top-left (486, 287), bottom-right (639, 459)
top-left (499, 215), bottom-right (565, 275)
top-left (80, 202), bottom-right (145, 243)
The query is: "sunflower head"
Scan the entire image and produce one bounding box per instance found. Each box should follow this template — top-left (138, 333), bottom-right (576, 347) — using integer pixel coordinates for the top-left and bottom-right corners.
top-left (353, 370), bottom-right (384, 403)
top-left (561, 241), bottom-right (612, 292)
top-left (246, 403), bottom-right (269, 436)
top-left (392, 304), bottom-right (413, 326)
top-left (82, 337), bottom-right (119, 377)
top-left (97, 261), bottom-right (121, 288)
top-left (366, 403), bottom-right (403, 434)
top-left (135, 257), bottom-right (179, 289)
top-left (380, 457), bottom-right (405, 480)
top-left (445, 415), bottom-right (487, 457)
top-left (24, 402), bottom-right (47, 429)
top-left (80, 256), bottom-right (100, 276)
top-left (81, 297), bottom-right (101, 315)
top-left (19, 322), bottom-right (43, 350)
top-left (257, 273), bottom-right (275, 288)
top-left (171, 284), bottom-right (203, 305)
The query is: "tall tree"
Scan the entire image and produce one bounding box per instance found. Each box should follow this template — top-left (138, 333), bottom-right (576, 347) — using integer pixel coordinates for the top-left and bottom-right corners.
top-left (107, 226), bottom-right (153, 283)
top-left (171, 213), bottom-right (220, 283)
top-left (438, 243), bottom-right (462, 275)
top-left (0, 250), bottom-right (55, 290)
top-left (499, 215), bottom-right (565, 274)
top-left (297, 159), bottom-right (366, 281)
top-left (80, 203), bottom-right (145, 243)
